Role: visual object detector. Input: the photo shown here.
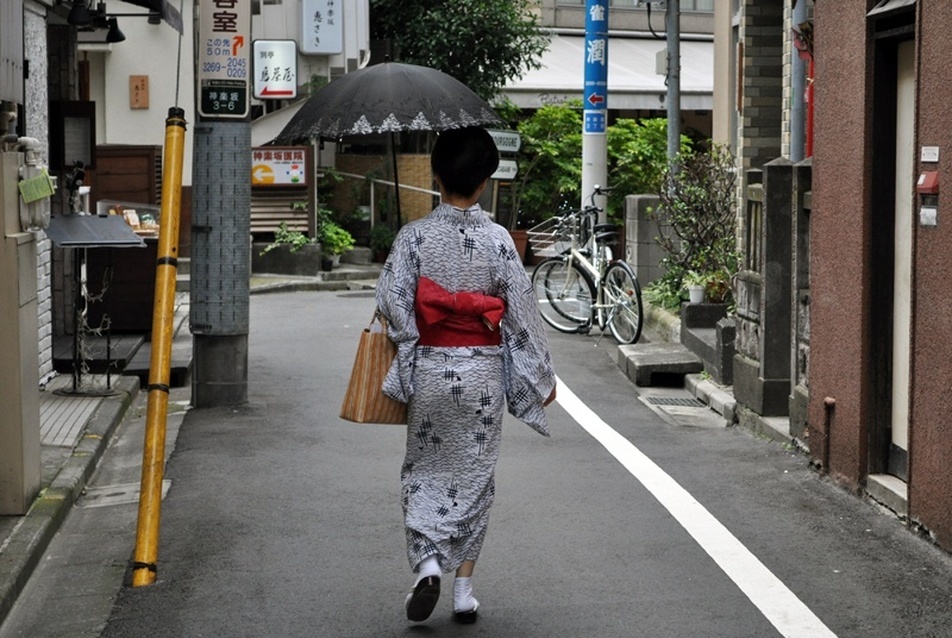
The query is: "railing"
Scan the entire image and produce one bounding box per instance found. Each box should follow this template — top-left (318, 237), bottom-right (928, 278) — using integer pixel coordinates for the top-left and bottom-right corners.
top-left (336, 171), bottom-right (439, 228)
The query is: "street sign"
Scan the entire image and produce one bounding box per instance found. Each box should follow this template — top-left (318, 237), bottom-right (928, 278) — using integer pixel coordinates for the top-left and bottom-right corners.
top-left (253, 40), bottom-right (298, 100)
top-left (489, 130), bottom-right (522, 154)
top-left (584, 0), bottom-right (609, 136)
top-left (300, 0), bottom-right (343, 55)
top-left (491, 159), bottom-right (518, 181)
top-left (197, 0), bottom-right (251, 120)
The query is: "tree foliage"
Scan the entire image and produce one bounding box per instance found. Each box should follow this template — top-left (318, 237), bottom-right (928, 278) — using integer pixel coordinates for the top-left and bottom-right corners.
top-left (508, 103), bottom-right (691, 228)
top-left (369, 0), bottom-right (550, 100)
top-left (644, 145), bottom-right (739, 310)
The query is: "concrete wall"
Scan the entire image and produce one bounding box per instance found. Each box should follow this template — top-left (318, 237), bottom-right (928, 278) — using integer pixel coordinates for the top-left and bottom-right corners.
top-left (24, 2), bottom-right (52, 381)
top-left (909, 0), bottom-right (952, 548)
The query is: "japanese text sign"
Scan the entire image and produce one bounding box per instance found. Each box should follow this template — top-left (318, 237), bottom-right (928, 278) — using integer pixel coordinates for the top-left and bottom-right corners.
top-left (584, 0), bottom-right (609, 135)
top-left (252, 147), bottom-right (308, 186)
top-left (253, 40), bottom-right (298, 100)
top-left (198, 0), bottom-right (251, 120)
top-left (300, 0), bottom-right (343, 55)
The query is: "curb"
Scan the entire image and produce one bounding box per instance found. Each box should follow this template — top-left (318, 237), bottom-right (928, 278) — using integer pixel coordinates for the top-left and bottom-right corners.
top-left (250, 278), bottom-right (377, 295)
top-left (0, 376), bottom-right (139, 626)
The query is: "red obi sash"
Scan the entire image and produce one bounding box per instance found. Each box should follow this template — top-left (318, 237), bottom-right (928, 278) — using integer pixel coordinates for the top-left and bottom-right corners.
top-left (415, 277), bottom-right (505, 347)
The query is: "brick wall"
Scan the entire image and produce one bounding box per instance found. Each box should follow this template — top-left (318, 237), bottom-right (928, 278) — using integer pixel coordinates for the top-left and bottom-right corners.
top-left (334, 153), bottom-right (436, 225)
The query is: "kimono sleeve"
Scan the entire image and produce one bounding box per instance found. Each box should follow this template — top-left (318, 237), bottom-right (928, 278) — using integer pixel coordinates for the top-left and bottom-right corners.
top-left (498, 234), bottom-right (556, 436)
top-left (374, 225), bottom-right (420, 403)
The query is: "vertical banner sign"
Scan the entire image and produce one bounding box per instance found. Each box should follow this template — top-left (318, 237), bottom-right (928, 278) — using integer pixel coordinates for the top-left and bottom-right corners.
top-left (582, 0), bottom-right (609, 218)
top-left (584, 0), bottom-right (609, 135)
top-left (300, 0), bottom-right (344, 55)
top-left (198, 0), bottom-right (251, 120)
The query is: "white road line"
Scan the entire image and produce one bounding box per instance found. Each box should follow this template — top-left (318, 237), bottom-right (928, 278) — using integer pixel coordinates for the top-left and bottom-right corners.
top-left (556, 378), bottom-right (837, 638)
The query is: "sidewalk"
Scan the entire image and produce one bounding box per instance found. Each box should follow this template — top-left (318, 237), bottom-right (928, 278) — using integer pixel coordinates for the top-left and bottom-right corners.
top-left (0, 264), bottom-right (382, 627)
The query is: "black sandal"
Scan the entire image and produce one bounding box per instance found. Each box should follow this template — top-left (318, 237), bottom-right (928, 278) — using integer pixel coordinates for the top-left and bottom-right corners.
top-left (405, 576), bottom-right (441, 622)
top-left (453, 600), bottom-right (479, 624)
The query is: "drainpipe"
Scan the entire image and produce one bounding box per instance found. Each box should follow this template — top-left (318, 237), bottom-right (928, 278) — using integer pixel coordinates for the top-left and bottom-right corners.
top-left (790, 0), bottom-right (807, 162)
top-left (822, 396), bottom-right (835, 471)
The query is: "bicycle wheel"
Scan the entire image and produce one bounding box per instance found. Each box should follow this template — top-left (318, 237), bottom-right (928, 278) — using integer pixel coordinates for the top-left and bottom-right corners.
top-left (531, 258), bottom-right (595, 333)
top-left (602, 261), bottom-right (644, 344)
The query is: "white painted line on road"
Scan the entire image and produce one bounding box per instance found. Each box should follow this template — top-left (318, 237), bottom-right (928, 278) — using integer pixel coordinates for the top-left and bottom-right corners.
top-left (556, 378), bottom-right (837, 638)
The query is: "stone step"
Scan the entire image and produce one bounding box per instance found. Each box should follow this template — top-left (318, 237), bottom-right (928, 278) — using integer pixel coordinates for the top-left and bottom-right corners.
top-left (616, 342), bottom-right (703, 387)
top-left (340, 246), bottom-right (373, 265)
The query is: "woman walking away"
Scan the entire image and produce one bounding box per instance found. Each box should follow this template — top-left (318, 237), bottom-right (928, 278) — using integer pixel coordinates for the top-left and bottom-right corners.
top-left (376, 126), bottom-right (557, 624)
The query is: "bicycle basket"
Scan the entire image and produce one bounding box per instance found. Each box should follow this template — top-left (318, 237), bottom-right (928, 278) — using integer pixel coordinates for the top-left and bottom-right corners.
top-left (527, 216), bottom-right (578, 258)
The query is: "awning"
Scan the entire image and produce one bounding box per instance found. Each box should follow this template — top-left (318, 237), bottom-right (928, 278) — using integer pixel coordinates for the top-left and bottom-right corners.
top-left (501, 34), bottom-right (713, 111)
top-left (251, 100), bottom-right (307, 147)
top-left (118, 0), bottom-right (183, 34)
top-left (46, 215), bottom-right (145, 248)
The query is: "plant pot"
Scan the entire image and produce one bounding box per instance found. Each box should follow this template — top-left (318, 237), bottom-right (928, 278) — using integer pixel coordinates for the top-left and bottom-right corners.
top-left (252, 242), bottom-right (323, 276)
top-left (321, 256), bottom-right (334, 272)
top-left (509, 229), bottom-right (529, 264)
top-left (688, 285), bottom-right (705, 304)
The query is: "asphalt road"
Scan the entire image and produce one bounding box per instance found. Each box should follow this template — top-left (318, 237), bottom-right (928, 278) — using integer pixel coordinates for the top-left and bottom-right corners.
top-left (4, 289), bottom-right (952, 637)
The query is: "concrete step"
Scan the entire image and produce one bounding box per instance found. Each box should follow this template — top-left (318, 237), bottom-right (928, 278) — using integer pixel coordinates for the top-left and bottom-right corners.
top-left (340, 246), bottom-right (373, 265)
top-left (616, 342), bottom-right (703, 387)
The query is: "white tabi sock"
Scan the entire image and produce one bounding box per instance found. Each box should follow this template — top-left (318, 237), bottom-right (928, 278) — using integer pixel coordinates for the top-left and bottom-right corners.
top-left (414, 555), bottom-right (441, 586)
top-left (453, 576), bottom-right (478, 613)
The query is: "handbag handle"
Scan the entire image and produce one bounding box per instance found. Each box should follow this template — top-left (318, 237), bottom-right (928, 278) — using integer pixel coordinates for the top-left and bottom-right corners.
top-left (370, 309), bottom-right (390, 333)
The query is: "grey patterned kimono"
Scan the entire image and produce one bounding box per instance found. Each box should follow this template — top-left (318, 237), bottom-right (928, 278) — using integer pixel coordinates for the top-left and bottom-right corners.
top-left (376, 203), bottom-right (556, 574)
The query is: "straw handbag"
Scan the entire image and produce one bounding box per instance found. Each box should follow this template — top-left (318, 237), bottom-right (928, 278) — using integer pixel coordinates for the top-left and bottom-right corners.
top-left (340, 311), bottom-right (407, 424)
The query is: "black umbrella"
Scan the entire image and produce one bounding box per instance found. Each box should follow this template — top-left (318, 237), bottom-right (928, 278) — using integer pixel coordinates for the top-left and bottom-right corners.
top-left (273, 62), bottom-right (504, 224)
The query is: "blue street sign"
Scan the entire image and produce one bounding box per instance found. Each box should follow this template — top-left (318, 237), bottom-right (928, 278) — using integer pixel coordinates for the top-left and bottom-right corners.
top-left (584, 0), bottom-right (608, 135)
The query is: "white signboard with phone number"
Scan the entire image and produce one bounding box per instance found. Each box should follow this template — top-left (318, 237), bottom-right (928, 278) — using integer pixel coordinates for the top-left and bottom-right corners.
top-left (198, 0), bottom-right (251, 120)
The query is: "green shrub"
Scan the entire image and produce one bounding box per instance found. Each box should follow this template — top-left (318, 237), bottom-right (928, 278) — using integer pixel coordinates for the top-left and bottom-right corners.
top-left (648, 144), bottom-right (739, 311)
top-left (259, 222), bottom-right (311, 255)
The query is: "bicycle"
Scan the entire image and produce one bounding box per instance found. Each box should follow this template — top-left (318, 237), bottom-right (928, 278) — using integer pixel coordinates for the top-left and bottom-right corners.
top-left (528, 185), bottom-right (644, 345)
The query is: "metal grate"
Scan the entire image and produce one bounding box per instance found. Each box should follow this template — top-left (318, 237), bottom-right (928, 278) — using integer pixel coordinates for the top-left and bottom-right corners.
top-left (645, 396), bottom-right (705, 408)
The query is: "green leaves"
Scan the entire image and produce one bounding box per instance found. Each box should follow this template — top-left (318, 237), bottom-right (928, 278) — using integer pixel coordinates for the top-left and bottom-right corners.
top-left (507, 103), bottom-right (690, 228)
top-left (370, 0), bottom-right (549, 101)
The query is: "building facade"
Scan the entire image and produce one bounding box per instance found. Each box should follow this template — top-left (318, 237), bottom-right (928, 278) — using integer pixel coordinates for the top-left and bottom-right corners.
top-left (713, 0), bottom-right (952, 552)
top-left (811, 0), bottom-right (952, 548)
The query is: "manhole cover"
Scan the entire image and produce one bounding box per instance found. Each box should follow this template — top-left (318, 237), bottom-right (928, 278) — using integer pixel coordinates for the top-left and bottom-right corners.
top-left (645, 396), bottom-right (705, 408)
top-left (77, 480), bottom-right (171, 509)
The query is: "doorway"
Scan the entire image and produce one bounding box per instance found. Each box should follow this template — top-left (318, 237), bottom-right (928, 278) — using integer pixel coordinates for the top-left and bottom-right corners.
top-left (887, 40), bottom-right (915, 480)
top-left (869, 25), bottom-right (915, 482)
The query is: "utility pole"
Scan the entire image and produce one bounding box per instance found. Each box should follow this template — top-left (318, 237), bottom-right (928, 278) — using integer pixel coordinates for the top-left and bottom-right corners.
top-left (582, 0), bottom-right (609, 222)
top-left (666, 0), bottom-right (681, 164)
top-left (191, 0), bottom-right (252, 407)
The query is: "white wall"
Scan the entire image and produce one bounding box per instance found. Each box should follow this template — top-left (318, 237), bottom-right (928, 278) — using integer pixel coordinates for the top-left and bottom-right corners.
top-left (82, 1), bottom-right (196, 185)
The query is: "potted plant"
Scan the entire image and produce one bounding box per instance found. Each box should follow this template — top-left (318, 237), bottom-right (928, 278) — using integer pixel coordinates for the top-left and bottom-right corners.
top-left (704, 267), bottom-right (733, 304)
top-left (682, 267), bottom-right (735, 306)
top-left (320, 220), bottom-right (356, 270)
top-left (369, 224), bottom-right (396, 263)
top-left (682, 270), bottom-right (708, 304)
top-left (252, 222), bottom-right (322, 276)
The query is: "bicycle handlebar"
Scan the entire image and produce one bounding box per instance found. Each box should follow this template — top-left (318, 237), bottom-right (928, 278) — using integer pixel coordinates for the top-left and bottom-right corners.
top-left (589, 184), bottom-right (613, 209)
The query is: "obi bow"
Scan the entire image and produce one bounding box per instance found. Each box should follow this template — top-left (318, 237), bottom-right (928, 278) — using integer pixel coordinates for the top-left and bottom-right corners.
top-left (415, 277), bottom-right (506, 346)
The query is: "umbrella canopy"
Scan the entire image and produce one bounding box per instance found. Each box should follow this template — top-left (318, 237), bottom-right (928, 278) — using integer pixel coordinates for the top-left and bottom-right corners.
top-left (274, 62), bottom-right (503, 143)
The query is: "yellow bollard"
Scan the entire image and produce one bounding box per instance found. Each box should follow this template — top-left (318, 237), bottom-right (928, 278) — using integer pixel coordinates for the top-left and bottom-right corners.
top-left (133, 107), bottom-right (187, 587)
